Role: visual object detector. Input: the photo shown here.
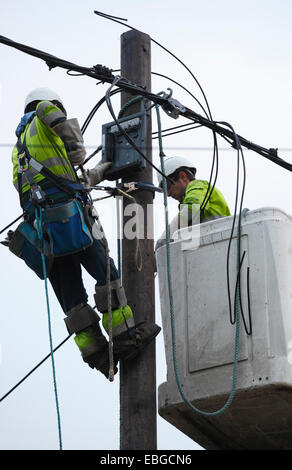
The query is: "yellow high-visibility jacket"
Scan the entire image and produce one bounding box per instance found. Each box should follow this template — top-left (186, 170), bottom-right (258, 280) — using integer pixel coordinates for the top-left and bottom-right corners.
top-left (12, 101), bottom-right (77, 194)
top-left (180, 179), bottom-right (231, 223)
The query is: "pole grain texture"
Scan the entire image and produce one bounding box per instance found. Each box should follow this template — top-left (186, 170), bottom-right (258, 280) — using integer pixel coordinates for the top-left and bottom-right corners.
top-left (119, 29), bottom-right (157, 450)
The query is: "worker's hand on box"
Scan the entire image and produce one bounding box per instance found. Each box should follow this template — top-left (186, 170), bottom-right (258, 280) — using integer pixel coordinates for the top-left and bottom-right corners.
top-left (83, 161), bottom-right (112, 186)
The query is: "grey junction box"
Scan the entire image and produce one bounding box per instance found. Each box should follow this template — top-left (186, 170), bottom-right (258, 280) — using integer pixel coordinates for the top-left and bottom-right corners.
top-left (101, 111), bottom-right (147, 181)
top-left (156, 207), bottom-right (292, 450)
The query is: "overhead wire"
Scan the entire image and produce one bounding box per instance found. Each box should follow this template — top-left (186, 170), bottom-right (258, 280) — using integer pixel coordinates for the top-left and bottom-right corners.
top-left (93, 10), bottom-right (212, 119)
top-left (215, 121), bottom-right (252, 334)
top-left (93, 10), bottom-right (220, 212)
top-left (1, 34), bottom-right (290, 173)
top-left (104, 76), bottom-right (175, 184)
top-left (156, 103), bottom-right (241, 415)
top-left (0, 335), bottom-right (71, 403)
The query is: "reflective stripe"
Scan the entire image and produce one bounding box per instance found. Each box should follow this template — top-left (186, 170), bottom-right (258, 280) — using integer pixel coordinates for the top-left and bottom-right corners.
top-left (29, 117), bottom-right (37, 137)
top-left (13, 103), bottom-right (77, 192)
top-left (13, 168), bottom-right (75, 192)
top-left (112, 317), bottom-right (135, 337)
top-left (102, 305), bottom-right (135, 336)
top-left (42, 110), bottom-right (65, 128)
top-left (37, 101), bottom-right (65, 127)
top-left (42, 155), bottom-right (72, 170)
top-left (36, 101), bottom-right (48, 117)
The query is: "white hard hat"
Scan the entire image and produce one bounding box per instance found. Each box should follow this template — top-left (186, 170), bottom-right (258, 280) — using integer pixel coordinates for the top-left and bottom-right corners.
top-left (24, 87), bottom-right (63, 112)
top-left (157, 156), bottom-right (196, 187)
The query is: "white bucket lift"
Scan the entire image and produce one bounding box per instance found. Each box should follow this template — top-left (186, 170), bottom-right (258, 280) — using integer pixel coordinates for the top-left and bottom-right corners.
top-left (156, 207), bottom-right (292, 450)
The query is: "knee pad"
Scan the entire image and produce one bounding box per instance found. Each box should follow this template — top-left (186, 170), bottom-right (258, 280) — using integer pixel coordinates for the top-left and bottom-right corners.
top-left (64, 302), bottom-right (100, 335)
top-left (94, 279), bottom-right (127, 313)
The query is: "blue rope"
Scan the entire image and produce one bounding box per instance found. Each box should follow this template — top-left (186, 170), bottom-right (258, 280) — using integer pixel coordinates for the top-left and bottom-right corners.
top-left (155, 104), bottom-right (241, 416)
top-left (35, 207), bottom-right (63, 449)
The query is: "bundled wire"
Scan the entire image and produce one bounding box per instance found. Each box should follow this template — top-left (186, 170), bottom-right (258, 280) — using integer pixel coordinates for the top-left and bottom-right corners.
top-left (156, 104), bottom-right (241, 415)
top-left (0, 34), bottom-right (291, 173)
top-left (94, 10), bottom-right (220, 212)
top-left (104, 76), bottom-right (174, 184)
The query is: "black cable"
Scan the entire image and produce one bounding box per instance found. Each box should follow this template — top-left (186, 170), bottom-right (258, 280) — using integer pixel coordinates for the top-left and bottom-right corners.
top-left (83, 146), bottom-right (102, 166)
top-left (246, 267), bottom-right (252, 335)
top-left (93, 10), bottom-right (212, 120)
top-left (105, 78), bottom-right (175, 184)
top-left (200, 134), bottom-right (219, 213)
top-left (152, 71), bottom-right (209, 119)
top-left (1, 34), bottom-right (291, 173)
top-left (94, 10), bottom-right (221, 206)
top-left (0, 213), bottom-right (24, 235)
top-left (219, 121), bottom-right (251, 334)
top-left (153, 122), bottom-right (201, 135)
top-left (0, 335), bottom-right (72, 403)
top-left (151, 69), bottom-right (219, 211)
top-left (81, 88), bottom-right (122, 135)
top-left (152, 123), bottom-right (203, 139)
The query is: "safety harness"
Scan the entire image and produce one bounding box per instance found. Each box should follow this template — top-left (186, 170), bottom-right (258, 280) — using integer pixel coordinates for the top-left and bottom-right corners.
top-left (16, 121), bottom-right (86, 212)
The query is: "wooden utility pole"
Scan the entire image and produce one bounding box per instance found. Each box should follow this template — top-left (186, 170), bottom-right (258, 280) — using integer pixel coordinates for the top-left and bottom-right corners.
top-left (120, 30), bottom-right (157, 450)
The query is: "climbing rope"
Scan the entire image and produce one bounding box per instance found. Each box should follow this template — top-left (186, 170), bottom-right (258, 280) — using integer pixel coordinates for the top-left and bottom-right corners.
top-left (104, 235), bottom-right (115, 382)
top-left (155, 104), bottom-right (243, 416)
top-left (35, 207), bottom-right (63, 449)
top-left (88, 202), bottom-right (115, 381)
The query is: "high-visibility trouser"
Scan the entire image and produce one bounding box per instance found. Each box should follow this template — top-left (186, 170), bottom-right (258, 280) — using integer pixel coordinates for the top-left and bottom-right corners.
top-left (74, 305), bottom-right (134, 353)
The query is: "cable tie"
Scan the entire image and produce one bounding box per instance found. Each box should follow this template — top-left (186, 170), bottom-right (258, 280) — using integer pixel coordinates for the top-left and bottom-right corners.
top-left (269, 148), bottom-right (278, 157)
top-left (46, 61), bottom-right (56, 71)
top-left (231, 140), bottom-right (240, 150)
top-left (92, 64), bottom-right (114, 78)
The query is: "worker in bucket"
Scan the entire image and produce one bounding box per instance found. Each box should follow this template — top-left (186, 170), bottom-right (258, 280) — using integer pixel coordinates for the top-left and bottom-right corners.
top-left (8, 87), bottom-right (160, 378)
top-left (156, 156), bottom-right (231, 248)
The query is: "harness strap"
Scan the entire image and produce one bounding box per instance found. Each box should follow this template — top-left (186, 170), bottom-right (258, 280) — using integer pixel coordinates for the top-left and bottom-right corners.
top-left (16, 131), bottom-right (86, 210)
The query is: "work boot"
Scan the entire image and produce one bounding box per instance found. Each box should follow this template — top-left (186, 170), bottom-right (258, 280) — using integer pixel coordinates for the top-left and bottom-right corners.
top-left (85, 350), bottom-right (119, 378)
top-left (75, 325), bottom-right (118, 378)
top-left (113, 321), bottom-right (161, 362)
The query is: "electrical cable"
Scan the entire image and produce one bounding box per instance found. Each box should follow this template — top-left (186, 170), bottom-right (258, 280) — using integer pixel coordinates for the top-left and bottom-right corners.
top-left (93, 10), bottom-right (212, 120)
top-left (0, 335), bottom-right (71, 403)
top-left (215, 121), bottom-right (252, 335)
top-left (152, 71), bottom-right (209, 119)
top-left (152, 122), bottom-right (202, 136)
top-left (0, 213), bottom-right (24, 235)
top-left (104, 77), bottom-right (175, 184)
top-left (156, 103), bottom-right (242, 415)
top-left (93, 10), bottom-right (220, 211)
top-left (1, 34), bottom-right (291, 173)
top-left (81, 88), bottom-right (122, 135)
top-left (152, 123), bottom-right (203, 140)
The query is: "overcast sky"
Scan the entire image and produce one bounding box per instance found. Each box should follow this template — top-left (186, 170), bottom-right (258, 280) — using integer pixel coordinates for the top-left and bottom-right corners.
top-left (0, 0), bottom-right (292, 451)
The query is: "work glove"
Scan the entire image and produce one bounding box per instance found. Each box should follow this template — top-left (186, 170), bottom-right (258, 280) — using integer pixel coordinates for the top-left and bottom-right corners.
top-left (0, 230), bottom-right (14, 247)
top-left (81, 161), bottom-right (112, 186)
